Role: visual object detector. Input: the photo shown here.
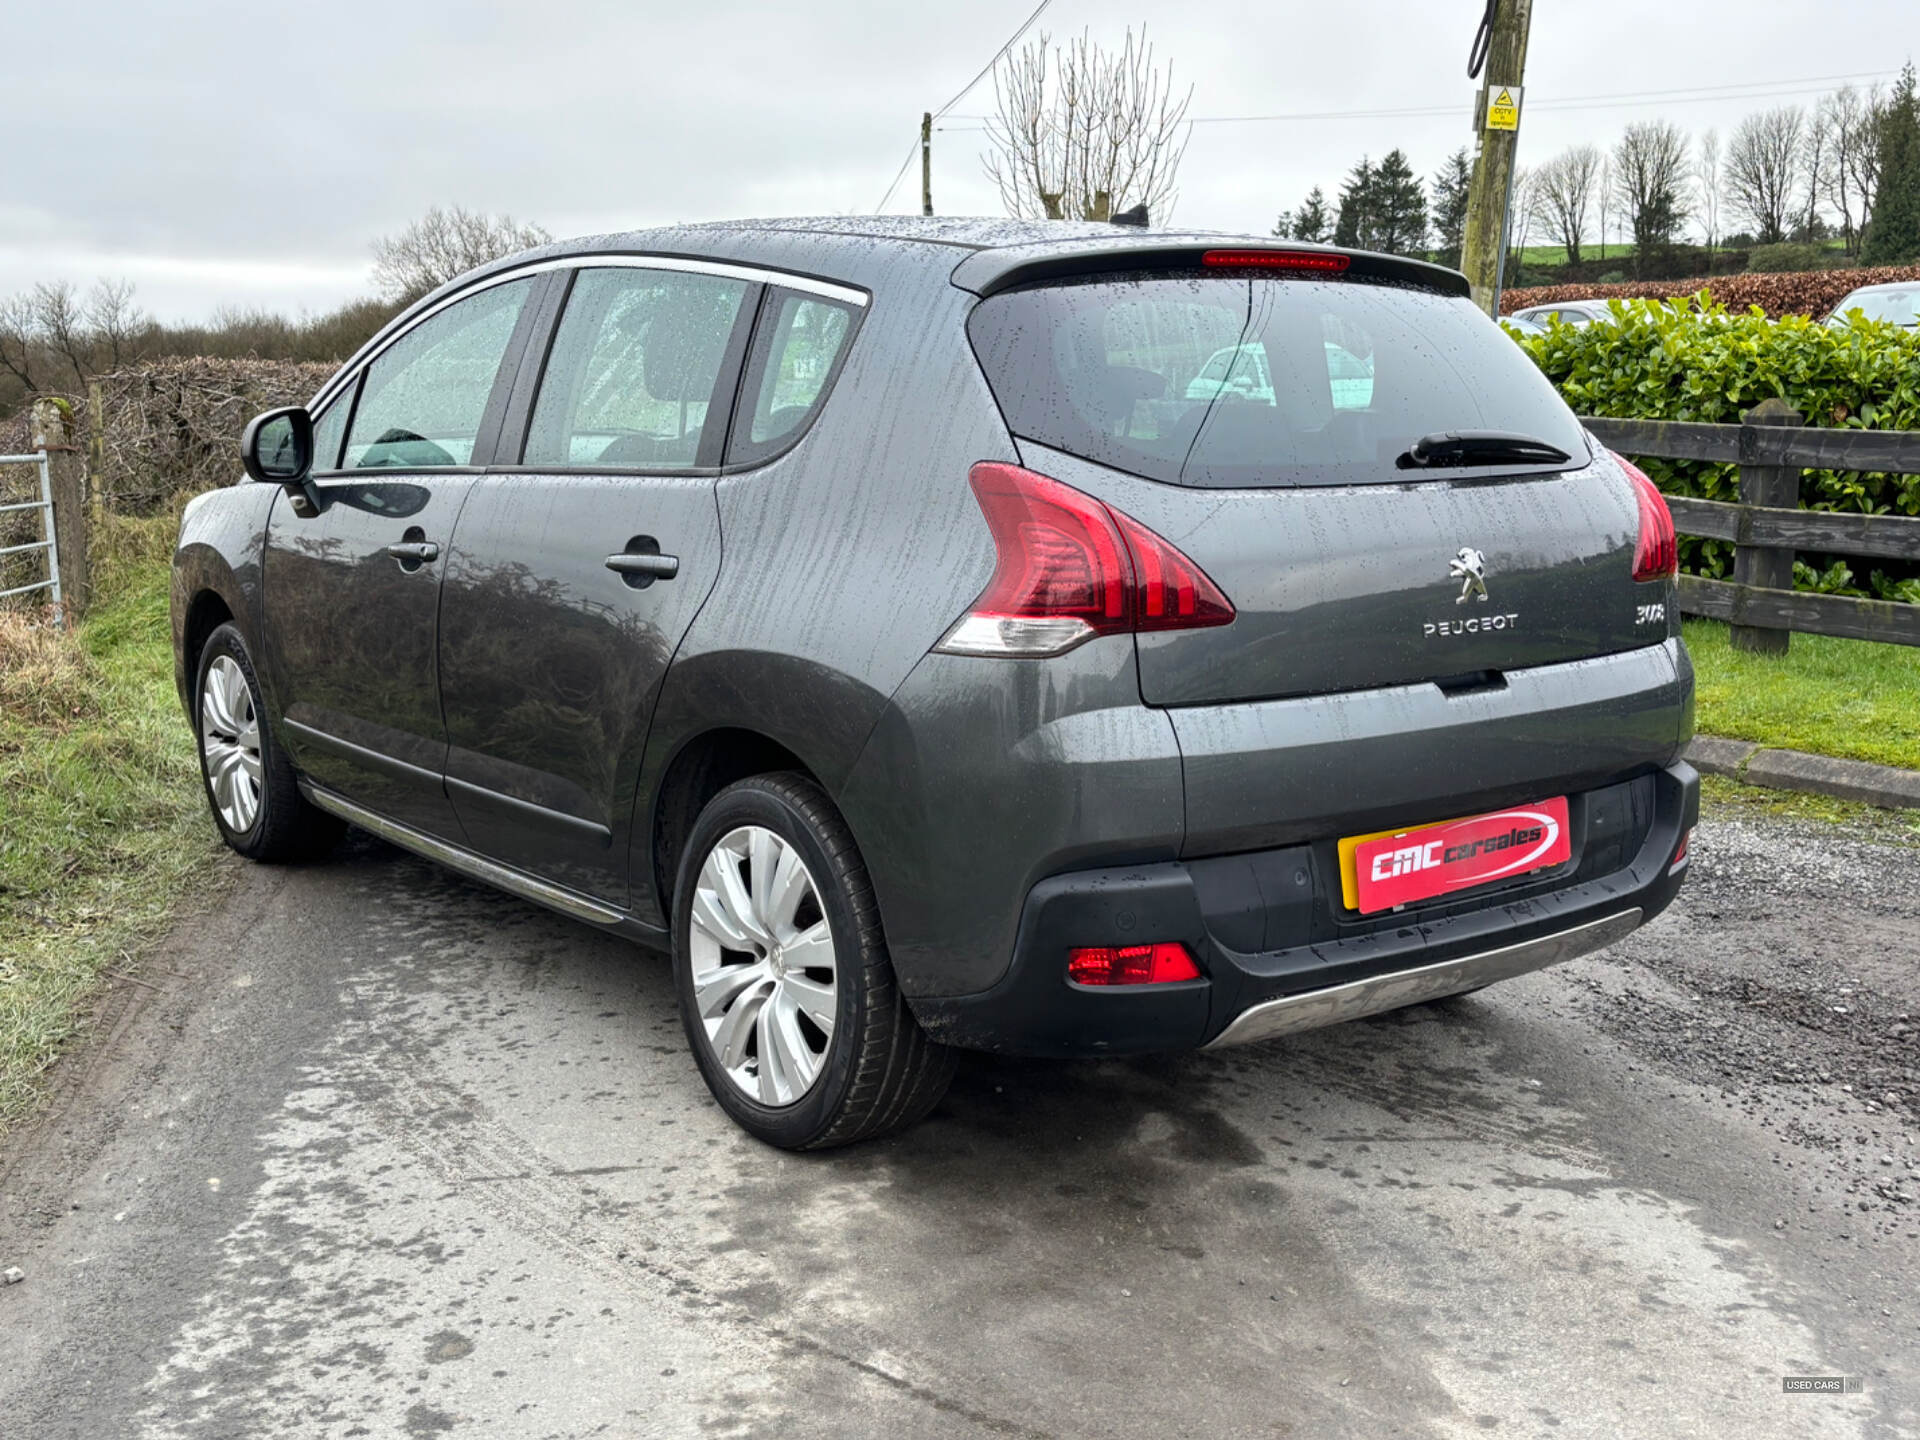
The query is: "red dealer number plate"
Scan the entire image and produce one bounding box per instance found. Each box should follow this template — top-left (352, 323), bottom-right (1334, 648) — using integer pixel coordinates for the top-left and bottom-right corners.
top-left (1347, 796), bottom-right (1572, 915)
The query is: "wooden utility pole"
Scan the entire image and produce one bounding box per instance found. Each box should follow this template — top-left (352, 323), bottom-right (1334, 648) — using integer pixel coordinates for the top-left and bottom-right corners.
top-left (1459, 0), bottom-right (1534, 317)
top-left (921, 112), bottom-right (933, 216)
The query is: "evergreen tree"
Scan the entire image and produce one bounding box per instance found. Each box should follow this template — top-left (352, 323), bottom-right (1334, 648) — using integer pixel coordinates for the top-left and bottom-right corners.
top-left (1429, 148), bottom-right (1473, 265)
top-left (1863, 63), bottom-right (1920, 264)
top-left (1371, 149), bottom-right (1429, 255)
top-left (1334, 158), bottom-right (1376, 249)
top-left (1295, 186), bottom-right (1332, 243)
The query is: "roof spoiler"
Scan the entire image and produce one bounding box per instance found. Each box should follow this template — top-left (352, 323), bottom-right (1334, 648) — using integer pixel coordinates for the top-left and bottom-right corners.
top-left (951, 238), bottom-right (1470, 300)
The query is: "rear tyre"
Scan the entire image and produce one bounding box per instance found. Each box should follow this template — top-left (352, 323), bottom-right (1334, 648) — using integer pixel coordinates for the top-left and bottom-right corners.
top-left (672, 773), bottom-right (956, 1149)
top-left (193, 623), bottom-right (342, 862)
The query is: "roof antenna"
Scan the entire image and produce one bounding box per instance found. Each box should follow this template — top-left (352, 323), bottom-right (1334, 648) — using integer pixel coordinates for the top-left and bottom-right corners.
top-left (1110, 203), bottom-right (1149, 228)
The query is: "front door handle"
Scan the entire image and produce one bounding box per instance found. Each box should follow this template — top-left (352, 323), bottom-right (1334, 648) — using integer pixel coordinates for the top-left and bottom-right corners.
top-left (605, 552), bottom-right (679, 586)
top-left (383, 540), bottom-right (441, 563)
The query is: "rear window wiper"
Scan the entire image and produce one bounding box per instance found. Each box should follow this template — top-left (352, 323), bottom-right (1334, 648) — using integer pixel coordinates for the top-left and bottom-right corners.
top-left (1396, 431), bottom-right (1573, 470)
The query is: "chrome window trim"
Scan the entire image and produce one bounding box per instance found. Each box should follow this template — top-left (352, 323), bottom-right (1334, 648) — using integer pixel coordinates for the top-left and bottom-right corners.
top-left (309, 255), bottom-right (870, 414)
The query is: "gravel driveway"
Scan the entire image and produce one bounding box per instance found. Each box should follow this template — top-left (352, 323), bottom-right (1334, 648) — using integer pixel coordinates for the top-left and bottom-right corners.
top-left (1, 798), bottom-right (1915, 1439)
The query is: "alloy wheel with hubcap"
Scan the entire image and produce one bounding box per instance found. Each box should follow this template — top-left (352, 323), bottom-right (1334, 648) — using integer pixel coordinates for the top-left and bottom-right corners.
top-left (688, 825), bottom-right (838, 1106)
top-left (200, 653), bottom-right (264, 835)
top-left (671, 773), bottom-right (955, 1149)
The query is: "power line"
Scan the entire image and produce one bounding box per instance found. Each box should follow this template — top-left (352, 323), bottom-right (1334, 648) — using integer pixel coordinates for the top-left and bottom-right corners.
top-left (874, 140), bottom-right (923, 217)
top-left (940, 66), bottom-right (1898, 131)
top-left (934, 0), bottom-right (1053, 120)
top-left (876, 0), bottom-right (1055, 212)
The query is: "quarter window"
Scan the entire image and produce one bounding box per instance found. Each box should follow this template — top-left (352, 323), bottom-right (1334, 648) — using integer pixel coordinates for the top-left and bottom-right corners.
top-left (311, 385), bottom-right (353, 472)
top-left (344, 278), bottom-right (534, 470)
top-left (524, 268), bottom-right (750, 470)
top-left (740, 293), bottom-right (857, 455)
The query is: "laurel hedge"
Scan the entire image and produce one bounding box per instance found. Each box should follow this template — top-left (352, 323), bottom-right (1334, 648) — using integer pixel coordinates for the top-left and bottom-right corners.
top-left (1512, 297), bottom-right (1920, 603)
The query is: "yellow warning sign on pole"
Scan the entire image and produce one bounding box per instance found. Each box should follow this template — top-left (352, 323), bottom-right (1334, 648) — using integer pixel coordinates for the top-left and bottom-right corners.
top-left (1485, 85), bottom-right (1523, 132)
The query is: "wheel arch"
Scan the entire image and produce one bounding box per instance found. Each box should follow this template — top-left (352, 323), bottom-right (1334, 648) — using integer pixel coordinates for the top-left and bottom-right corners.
top-left (181, 588), bottom-right (236, 714)
top-left (648, 726), bottom-right (822, 928)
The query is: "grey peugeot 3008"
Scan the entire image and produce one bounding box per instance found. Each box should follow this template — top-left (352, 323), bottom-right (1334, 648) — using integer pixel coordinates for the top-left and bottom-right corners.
top-left (172, 218), bottom-right (1697, 1149)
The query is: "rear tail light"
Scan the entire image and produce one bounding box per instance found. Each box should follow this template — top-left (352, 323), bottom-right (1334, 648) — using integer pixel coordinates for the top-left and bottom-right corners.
top-left (937, 463), bottom-right (1235, 658)
top-left (1202, 248), bottom-right (1351, 274)
top-left (1067, 942), bottom-right (1202, 987)
top-left (1617, 453), bottom-right (1678, 582)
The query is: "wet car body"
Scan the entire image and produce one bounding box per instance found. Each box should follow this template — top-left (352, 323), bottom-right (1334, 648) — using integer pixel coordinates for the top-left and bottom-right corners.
top-left (172, 217), bottom-right (1696, 1105)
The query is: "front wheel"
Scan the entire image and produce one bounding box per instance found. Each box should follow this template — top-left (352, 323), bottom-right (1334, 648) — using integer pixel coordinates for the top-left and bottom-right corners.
top-left (672, 773), bottom-right (955, 1149)
top-left (193, 623), bottom-right (341, 862)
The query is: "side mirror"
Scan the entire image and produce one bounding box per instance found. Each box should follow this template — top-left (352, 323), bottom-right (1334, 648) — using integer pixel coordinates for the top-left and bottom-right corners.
top-left (240, 407), bottom-right (313, 486)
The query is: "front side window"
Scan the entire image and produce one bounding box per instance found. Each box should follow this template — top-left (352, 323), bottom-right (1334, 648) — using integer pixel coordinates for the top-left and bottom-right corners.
top-left (343, 278), bottom-right (534, 470)
top-left (524, 268), bottom-right (750, 470)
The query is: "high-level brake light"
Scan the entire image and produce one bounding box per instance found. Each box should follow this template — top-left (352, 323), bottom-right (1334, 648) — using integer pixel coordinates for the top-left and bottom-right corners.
top-left (1201, 249), bottom-right (1351, 273)
top-left (1067, 942), bottom-right (1202, 987)
top-left (936, 463), bottom-right (1235, 658)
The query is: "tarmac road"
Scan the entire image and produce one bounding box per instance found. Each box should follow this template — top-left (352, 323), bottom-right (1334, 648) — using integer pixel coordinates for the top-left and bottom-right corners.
top-left (1, 801), bottom-right (1915, 1439)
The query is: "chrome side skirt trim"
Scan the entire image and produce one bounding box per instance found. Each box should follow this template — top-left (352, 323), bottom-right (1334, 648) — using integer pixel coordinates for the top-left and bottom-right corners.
top-left (302, 783), bottom-right (625, 926)
top-left (1204, 909), bottom-right (1643, 1049)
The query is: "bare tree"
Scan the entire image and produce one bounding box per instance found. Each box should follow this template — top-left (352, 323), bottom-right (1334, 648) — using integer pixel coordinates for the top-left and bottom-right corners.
top-left (1823, 84), bottom-right (1887, 254)
top-left (1798, 104), bottom-right (1832, 240)
top-left (31, 281), bottom-right (93, 387)
top-left (1505, 167), bottom-right (1539, 276)
top-left (0, 293), bottom-right (41, 392)
top-left (1695, 129), bottom-right (1723, 255)
top-left (1598, 156), bottom-right (1612, 261)
top-left (1726, 106), bottom-right (1803, 245)
top-left (371, 205), bottom-right (552, 303)
top-left (984, 28), bottom-right (1192, 223)
top-left (1612, 122), bottom-right (1691, 274)
top-left (1530, 145), bottom-right (1601, 265)
top-left (85, 279), bottom-right (147, 371)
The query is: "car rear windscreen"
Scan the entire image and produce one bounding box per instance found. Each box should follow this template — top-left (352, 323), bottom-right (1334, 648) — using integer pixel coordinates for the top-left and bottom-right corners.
top-left (967, 274), bottom-right (1590, 488)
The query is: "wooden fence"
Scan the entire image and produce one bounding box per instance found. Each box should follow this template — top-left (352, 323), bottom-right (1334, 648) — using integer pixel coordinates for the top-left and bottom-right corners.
top-left (1584, 398), bottom-right (1920, 652)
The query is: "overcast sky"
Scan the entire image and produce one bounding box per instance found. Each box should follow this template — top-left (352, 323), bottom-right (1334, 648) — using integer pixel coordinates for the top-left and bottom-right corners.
top-left (5, 1), bottom-right (1909, 320)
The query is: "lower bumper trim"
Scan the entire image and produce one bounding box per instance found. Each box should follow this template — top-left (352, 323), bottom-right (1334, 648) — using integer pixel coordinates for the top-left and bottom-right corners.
top-left (1204, 908), bottom-right (1643, 1049)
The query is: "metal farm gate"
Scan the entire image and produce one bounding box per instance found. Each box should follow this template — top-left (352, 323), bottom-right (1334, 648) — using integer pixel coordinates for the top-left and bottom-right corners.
top-left (0, 449), bottom-right (63, 618)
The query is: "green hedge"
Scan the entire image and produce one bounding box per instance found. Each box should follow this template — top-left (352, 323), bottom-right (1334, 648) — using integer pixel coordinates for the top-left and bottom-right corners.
top-left (1514, 298), bottom-right (1920, 603)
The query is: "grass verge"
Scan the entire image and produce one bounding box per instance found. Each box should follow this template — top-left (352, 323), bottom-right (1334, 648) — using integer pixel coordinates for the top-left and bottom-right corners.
top-left (1699, 774), bottom-right (1920, 844)
top-left (0, 510), bottom-right (224, 1134)
top-left (1685, 619), bottom-right (1920, 773)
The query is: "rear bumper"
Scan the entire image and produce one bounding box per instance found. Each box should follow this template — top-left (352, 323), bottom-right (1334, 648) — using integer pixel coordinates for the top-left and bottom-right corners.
top-left (912, 761), bottom-right (1697, 1057)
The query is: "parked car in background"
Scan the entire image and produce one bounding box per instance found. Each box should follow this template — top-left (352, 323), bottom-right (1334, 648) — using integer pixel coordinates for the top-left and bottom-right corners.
top-left (172, 220), bottom-right (1697, 1150)
top-left (1825, 282), bottom-right (1920, 329)
top-left (1501, 314), bottom-right (1549, 337)
top-left (1508, 299), bottom-right (1618, 329)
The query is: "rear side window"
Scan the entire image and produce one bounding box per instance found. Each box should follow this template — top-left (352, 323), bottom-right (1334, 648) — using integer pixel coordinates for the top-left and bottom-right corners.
top-left (525, 267), bottom-right (751, 470)
top-left (344, 278), bottom-right (534, 469)
top-left (728, 291), bottom-right (859, 467)
top-left (968, 275), bottom-right (1588, 488)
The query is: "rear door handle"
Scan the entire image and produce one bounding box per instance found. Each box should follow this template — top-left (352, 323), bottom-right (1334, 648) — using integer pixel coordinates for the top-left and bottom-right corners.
top-left (605, 553), bottom-right (679, 579)
top-left (383, 541), bottom-right (441, 562)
